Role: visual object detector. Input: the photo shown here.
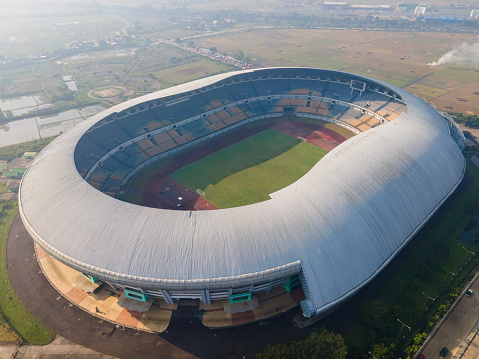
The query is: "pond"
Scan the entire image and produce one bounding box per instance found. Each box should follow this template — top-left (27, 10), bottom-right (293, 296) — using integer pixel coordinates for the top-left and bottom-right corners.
top-left (0, 105), bottom-right (105, 148)
top-left (0, 117), bottom-right (40, 147)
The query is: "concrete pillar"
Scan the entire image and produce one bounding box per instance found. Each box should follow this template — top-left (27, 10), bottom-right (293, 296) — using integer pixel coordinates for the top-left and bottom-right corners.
top-left (265, 281), bottom-right (274, 295)
top-left (160, 289), bottom-right (174, 304)
top-left (201, 290), bottom-right (211, 305)
top-left (106, 281), bottom-right (119, 291)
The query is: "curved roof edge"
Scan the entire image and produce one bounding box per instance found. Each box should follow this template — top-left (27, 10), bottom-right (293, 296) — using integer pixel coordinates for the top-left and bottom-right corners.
top-left (19, 67), bottom-right (466, 316)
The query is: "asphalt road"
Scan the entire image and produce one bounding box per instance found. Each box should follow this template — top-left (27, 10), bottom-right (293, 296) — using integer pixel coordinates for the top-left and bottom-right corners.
top-left (7, 214), bottom-right (305, 359)
top-left (6, 171), bottom-right (473, 358)
top-left (422, 279), bottom-right (479, 359)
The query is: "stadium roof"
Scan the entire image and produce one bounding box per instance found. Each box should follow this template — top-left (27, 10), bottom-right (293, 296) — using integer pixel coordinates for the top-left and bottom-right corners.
top-left (19, 68), bottom-right (465, 317)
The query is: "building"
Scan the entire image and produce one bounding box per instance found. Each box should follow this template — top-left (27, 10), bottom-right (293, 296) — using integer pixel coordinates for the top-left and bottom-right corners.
top-left (19, 68), bottom-right (465, 320)
top-left (415, 4), bottom-right (427, 16)
top-left (471, 9), bottom-right (479, 18)
top-left (422, 15), bottom-right (465, 23)
top-left (23, 152), bottom-right (37, 159)
top-left (320, 1), bottom-right (350, 11)
top-left (398, 3), bottom-right (419, 11)
top-left (350, 4), bottom-right (392, 11)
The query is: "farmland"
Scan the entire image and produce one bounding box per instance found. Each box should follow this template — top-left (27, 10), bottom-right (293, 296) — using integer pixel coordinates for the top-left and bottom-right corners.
top-left (1, 4), bottom-right (479, 358)
top-left (192, 29), bottom-right (479, 114)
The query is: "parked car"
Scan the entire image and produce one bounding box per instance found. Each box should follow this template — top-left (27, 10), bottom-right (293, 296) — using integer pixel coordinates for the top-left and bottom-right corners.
top-left (440, 347), bottom-right (448, 357)
top-left (418, 354), bottom-right (425, 359)
top-left (466, 289), bottom-right (474, 296)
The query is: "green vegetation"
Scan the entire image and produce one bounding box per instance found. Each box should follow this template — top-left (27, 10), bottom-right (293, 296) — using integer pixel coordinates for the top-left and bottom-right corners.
top-left (449, 112), bottom-right (479, 128)
top-left (1, 38), bottom-right (233, 113)
top-left (121, 117), bottom-right (350, 207)
top-left (0, 183), bottom-right (8, 193)
top-left (257, 328), bottom-right (347, 359)
top-left (120, 157), bottom-right (174, 206)
top-left (1, 5), bottom-right (477, 352)
top-left (123, 192), bottom-right (142, 205)
top-left (0, 136), bottom-right (57, 343)
top-left (130, 158), bottom-right (173, 190)
top-left (346, 159), bottom-right (479, 358)
top-left (0, 200), bottom-right (54, 344)
top-left (172, 129), bottom-right (327, 208)
top-left (0, 136), bottom-right (58, 161)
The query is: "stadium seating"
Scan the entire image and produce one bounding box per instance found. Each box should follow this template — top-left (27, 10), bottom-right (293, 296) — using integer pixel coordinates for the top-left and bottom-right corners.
top-left (75, 70), bottom-right (407, 197)
top-left (338, 108), bottom-right (360, 123)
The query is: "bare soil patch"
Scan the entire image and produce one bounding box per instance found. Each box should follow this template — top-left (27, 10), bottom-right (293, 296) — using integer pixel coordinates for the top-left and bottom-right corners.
top-left (90, 87), bottom-right (124, 99)
top-left (271, 121), bottom-right (347, 151)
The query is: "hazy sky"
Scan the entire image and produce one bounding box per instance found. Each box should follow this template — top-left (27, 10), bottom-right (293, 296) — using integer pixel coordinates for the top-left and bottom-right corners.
top-left (1, 0), bottom-right (478, 14)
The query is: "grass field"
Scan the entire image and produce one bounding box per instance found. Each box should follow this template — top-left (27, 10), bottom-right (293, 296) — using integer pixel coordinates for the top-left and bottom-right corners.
top-left (151, 57), bottom-right (233, 87)
top-left (0, 201), bottom-right (54, 344)
top-left (122, 116), bottom-right (350, 207)
top-left (193, 29), bottom-right (479, 114)
top-left (171, 129), bottom-right (328, 208)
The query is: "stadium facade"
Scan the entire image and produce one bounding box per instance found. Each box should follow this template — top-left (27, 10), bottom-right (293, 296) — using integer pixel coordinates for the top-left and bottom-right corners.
top-left (19, 67), bottom-right (465, 318)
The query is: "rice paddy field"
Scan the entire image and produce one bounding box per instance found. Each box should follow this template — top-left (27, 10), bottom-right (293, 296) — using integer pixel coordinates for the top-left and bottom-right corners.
top-left (1, 6), bottom-right (479, 356)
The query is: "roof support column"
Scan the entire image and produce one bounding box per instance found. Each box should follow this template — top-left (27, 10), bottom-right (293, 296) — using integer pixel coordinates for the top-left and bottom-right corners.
top-left (201, 290), bottom-right (211, 305)
top-left (160, 289), bottom-right (174, 304)
top-left (265, 281), bottom-right (274, 295)
top-left (105, 281), bottom-right (119, 291)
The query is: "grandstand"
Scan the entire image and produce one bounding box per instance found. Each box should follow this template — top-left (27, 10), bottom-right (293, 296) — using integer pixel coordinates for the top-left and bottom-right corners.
top-left (19, 68), bottom-right (465, 320)
top-left (74, 69), bottom-right (408, 195)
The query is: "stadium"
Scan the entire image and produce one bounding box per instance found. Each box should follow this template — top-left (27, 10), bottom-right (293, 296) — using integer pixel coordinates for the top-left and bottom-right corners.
top-left (19, 67), bottom-right (466, 320)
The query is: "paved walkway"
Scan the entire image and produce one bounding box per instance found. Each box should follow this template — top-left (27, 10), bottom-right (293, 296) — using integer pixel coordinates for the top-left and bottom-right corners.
top-left (7, 214), bottom-right (305, 358)
top-left (0, 335), bottom-right (118, 359)
top-left (201, 286), bottom-right (304, 328)
top-left (7, 214), bottom-right (197, 359)
top-left (462, 329), bottom-right (479, 358)
top-left (37, 241), bottom-right (303, 332)
top-left (37, 245), bottom-right (177, 334)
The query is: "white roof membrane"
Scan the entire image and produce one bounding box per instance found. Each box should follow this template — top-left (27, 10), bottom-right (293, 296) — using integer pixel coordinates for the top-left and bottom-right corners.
top-left (19, 68), bottom-right (465, 317)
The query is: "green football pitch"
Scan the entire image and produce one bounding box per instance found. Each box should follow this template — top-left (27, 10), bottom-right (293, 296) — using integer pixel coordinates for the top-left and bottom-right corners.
top-left (171, 129), bottom-right (328, 209)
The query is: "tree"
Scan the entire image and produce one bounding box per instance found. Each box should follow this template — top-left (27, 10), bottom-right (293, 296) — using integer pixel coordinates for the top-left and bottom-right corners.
top-left (466, 200), bottom-right (479, 214)
top-left (209, 46), bottom-right (218, 53)
top-left (236, 49), bottom-right (244, 60)
top-left (257, 328), bottom-right (347, 359)
top-left (371, 343), bottom-right (397, 359)
top-left (359, 299), bottom-right (400, 338)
